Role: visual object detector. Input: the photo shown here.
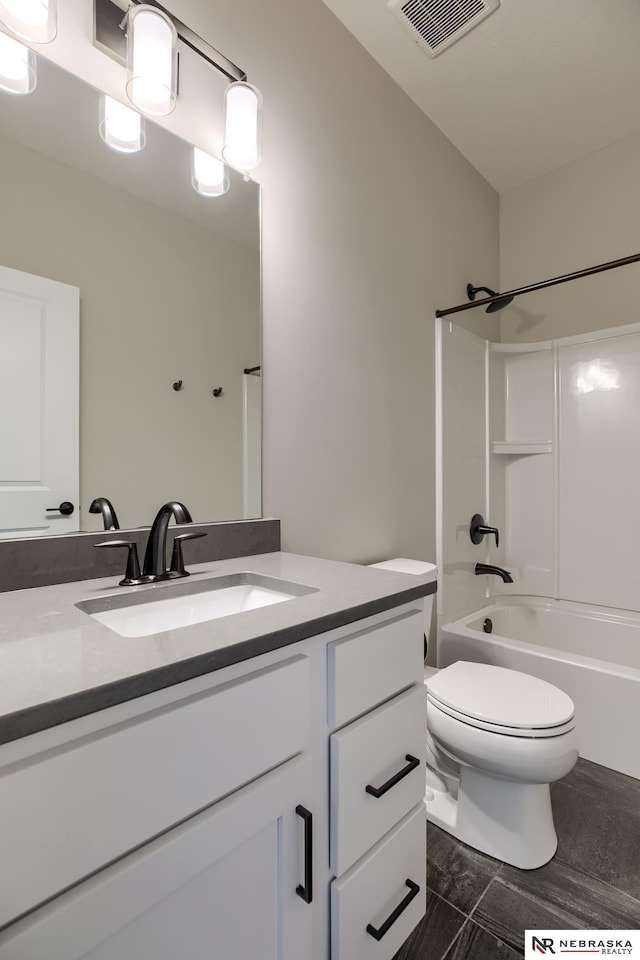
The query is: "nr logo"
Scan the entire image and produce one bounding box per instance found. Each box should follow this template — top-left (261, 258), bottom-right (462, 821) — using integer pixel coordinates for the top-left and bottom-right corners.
top-left (532, 937), bottom-right (556, 954)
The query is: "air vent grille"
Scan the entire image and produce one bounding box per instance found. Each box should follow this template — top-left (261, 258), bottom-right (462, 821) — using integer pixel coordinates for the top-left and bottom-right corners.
top-left (388, 0), bottom-right (500, 58)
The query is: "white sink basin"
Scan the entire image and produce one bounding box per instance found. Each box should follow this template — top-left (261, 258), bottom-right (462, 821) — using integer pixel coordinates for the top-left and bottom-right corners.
top-left (78, 574), bottom-right (316, 639)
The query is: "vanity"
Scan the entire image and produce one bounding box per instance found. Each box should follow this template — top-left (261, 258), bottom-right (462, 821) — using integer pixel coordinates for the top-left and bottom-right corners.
top-left (0, 551), bottom-right (435, 960)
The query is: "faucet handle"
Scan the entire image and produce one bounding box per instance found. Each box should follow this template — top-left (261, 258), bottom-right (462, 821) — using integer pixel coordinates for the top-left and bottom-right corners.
top-left (169, 532), bottom-right (207, 578)
top-left (95, 540), bottom-right (142, 586)
top-left (470, 514), bottom-right (500, 548)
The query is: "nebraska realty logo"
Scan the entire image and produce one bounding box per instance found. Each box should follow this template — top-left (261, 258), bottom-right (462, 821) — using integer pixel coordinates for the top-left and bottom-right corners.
top-left (525, 931), bottom-right (640, 958)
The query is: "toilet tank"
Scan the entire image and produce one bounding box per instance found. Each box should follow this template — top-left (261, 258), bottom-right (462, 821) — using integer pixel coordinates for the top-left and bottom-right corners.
top-left (367, 559), bottom-right (437, 639)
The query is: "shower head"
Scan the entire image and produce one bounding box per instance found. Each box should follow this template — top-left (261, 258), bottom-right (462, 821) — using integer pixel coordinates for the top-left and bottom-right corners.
top-left (466, 283), bottom-right (514, 313)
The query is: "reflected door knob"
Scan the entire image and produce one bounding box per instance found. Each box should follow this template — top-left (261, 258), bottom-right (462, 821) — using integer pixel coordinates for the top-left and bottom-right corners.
top-left (47, 501), bottom-right (75, 516)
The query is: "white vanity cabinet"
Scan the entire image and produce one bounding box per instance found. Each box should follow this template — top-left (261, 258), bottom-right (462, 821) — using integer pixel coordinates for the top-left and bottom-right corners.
top-left (0, 655), bottom-right (314, 960)
top-left (0, 599), bottom-right (428, 960)
top-left (0, 755), bottom-right (312, 960)
top-left (328, 608), bottom-right (427, 960)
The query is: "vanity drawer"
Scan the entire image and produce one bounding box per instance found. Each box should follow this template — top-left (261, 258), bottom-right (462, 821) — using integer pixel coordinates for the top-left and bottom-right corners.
top-left (0, 655), bottom-right (309, 928)
top-left (330, 684), bottom-right (426, 875)
top-left (331, 804), bottom-right (426, 960)
top-left (327, 608), bottom-right (424, 729)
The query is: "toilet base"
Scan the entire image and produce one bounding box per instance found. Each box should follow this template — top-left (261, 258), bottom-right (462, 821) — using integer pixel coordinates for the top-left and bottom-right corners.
top-left (425, 764), bottom-right (558, 869)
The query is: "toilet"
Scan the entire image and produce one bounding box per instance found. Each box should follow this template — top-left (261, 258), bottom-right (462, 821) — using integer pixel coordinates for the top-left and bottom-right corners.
top-left (425, 661), bottom-right (578, 869)
top-left (368, 559), bottom-right (579, 870)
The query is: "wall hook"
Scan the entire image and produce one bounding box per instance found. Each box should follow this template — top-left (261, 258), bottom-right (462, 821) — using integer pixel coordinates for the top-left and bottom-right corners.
top-left (212, 387), bottom-right (223, 397)
top-left (173, 380), bottom-right (183, 391)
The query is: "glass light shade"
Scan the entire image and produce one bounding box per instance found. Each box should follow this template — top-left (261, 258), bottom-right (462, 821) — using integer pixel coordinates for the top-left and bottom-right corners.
top-left (125, 5), bottom-right (177, 117)
top-left (0, 32), bottom-right (36, 94)
top-left (222, 81), bottom-right (263, 173)
top-left (192, 149), bottom-right (229, 197)
top-left (0, 0), bottom-right (56, 43)
top-left (99, 95), bottom-right (146, 153)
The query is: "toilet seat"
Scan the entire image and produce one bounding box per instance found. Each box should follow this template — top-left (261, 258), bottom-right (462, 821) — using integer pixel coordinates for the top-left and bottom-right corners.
top-left (426, 662), bottom-right (575, 738)
top-left (427, 697), bottom-right (576, 738)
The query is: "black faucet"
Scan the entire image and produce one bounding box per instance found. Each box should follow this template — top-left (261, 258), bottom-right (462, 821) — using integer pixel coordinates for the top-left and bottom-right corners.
top-left (142, 502), bottom-right (193, 581)
top-left (474, 563), bottom-right (513, 583)
top-left (89, 497), bottom-right (120, 530)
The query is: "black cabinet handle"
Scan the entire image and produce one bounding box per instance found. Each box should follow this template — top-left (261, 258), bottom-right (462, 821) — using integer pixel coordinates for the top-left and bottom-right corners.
top-left (366, 755), bottom-right (420, 799)
top-left (46, 501), bottom-right (74, 516)
top-left (366, 879), bottom-right (420, 941)
top-left (295, 805), bottom-right (312, 904)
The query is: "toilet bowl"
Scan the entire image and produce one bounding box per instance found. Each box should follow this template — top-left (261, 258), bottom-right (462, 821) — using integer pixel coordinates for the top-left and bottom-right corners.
top-left (365, 559), bottom-right (578, 869)
top-left (425, 661), bottom-right (578, 869)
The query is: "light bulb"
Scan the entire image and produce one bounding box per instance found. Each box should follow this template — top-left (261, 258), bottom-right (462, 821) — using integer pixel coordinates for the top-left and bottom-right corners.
top-left (99, 95), bottom-right (145, 153)
top-left (192, 149), bottom-right (229, 197)
top-left (0, 0), bottom-right (56, 44)
top-left (222, 81), bottom-right (263, 173)
top-left (0, 32), bottom-right (36, 94)
top-left (125, 5), bottom-right (177, 117)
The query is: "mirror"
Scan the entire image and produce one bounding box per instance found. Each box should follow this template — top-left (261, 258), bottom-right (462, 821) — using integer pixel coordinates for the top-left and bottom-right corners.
top-left (0, 55), bottom-right (261, 536)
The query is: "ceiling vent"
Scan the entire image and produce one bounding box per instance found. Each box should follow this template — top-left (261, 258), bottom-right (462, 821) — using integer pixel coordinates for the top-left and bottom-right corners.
top-left (388, 0), bottom-right (500, 58)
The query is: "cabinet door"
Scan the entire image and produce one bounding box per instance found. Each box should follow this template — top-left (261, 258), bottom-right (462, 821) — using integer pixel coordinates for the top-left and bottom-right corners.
top-left (0, 755), bottom-right (313, 960)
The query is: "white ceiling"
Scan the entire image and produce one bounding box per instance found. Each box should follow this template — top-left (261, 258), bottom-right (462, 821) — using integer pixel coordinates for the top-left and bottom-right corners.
top-left (321, 0), bottom-right (640, 193)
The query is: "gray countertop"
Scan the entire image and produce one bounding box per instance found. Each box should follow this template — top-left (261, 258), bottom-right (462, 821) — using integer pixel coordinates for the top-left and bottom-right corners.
top-left (0, 552), bottom-right (436, 745)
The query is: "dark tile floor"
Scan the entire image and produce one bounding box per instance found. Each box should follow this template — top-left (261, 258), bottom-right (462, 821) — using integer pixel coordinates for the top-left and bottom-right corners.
top-left (394, 759), bottom-right (640, 960)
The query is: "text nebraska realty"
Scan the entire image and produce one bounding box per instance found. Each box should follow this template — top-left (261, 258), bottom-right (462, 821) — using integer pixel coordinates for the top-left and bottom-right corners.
top-left (542, 938), bottom-right (633, 955)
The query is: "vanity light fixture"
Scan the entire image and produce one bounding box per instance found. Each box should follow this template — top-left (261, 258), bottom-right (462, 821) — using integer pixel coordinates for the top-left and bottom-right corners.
top-left (222, 81), bottom-right (263, 174)
top-left (192, 148), bottom-right (229, 197)
top-left (94, 0), bottom-right (263, 172)
top-left (125, 4), bottom-right (177, 117)
top-left (99, 94), bottom-right (146, 153)
top-left (0, 32), bottom-right (36, 95)
top-left (0, 0), bottom-right (56, 44)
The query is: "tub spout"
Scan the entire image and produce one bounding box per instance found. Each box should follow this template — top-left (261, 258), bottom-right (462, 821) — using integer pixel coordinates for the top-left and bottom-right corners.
top-left (474, 562), bottom-right (513, 583)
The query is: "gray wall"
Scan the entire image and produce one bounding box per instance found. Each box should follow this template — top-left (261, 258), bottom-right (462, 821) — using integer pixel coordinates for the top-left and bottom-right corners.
top-left (24, 0), bottom-right (500, 561)
top-left (500, 132), bottom-right (640, 343)
top-left (0, 135), bottom-right (259, 530)
top-left (184, 0), bottom-right (500, 563)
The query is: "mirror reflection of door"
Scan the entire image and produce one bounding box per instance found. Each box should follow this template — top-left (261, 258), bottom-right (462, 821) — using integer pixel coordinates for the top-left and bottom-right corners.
top-left (0, 264), bottom-right (79, 538)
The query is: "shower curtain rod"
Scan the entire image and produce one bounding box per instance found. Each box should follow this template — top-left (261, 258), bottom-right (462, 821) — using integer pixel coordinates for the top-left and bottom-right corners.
top-left (434, 250), bottom-right (640, 318)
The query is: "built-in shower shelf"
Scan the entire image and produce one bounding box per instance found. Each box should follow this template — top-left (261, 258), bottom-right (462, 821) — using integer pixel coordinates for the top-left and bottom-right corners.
top-left (490, 341), bottom-right (553, 355)
top-left (491, 440), bottom-right (553, 455)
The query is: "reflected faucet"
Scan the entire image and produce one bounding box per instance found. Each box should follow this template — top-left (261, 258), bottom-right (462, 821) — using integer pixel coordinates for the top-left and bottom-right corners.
top-left (474, 563), bottom-right (513, 583)
top-left (142, 502), bottom-right (193, 581)
top-left (89, 497), bottom-right (120, 530)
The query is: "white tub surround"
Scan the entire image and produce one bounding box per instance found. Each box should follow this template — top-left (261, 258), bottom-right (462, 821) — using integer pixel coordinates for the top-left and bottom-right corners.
top-left (436, 319), bottom-right (640, 780)
top-left (437, 318), bottom-right (640, 619)
top-left (440, 596), bottom-right (640, 779)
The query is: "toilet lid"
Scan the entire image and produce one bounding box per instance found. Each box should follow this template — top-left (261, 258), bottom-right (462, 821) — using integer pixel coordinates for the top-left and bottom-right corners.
top-left (426, 661), bottom-right (575, 730)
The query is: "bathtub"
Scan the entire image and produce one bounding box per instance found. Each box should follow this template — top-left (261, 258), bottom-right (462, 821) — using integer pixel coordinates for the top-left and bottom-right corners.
top-left (439, 596), bottom-right (640, 780)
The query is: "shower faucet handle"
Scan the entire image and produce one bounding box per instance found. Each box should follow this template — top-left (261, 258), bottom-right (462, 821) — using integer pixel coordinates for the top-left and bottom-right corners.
top-left (470, 514), bottom-right (500, 548)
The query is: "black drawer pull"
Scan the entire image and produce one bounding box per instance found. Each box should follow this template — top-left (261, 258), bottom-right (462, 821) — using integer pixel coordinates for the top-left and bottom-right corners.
top-left (366, 879), bottom-right (420, 941)
top-left (295, 805), bottom-right (313, 904)
top-left (365, 754), bottom-right (421, 799)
